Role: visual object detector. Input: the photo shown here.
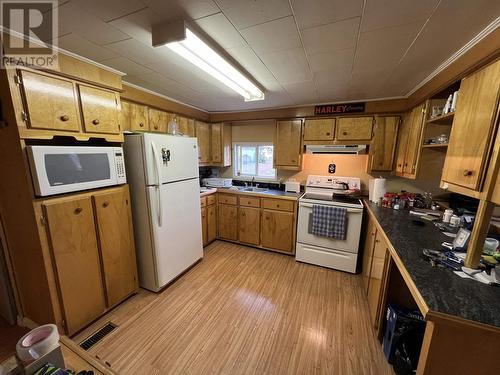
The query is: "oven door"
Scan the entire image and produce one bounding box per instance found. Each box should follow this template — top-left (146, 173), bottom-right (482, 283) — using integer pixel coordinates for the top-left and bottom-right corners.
top-left (297, 201), bottom-right (363, 253)
top-left (27, 146), bottom-right (118, 196)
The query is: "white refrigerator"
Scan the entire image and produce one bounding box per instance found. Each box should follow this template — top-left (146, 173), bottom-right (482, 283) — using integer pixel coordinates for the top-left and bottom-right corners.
top-left (124, 133), bottom-right (203, 292)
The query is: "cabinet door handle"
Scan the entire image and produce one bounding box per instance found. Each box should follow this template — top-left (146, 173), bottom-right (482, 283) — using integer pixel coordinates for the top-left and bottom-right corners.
top-left (139, 122), bottom-right (144, 127)
top-left (242, 213), bottom-right (246, 217)
top-left (463, 170), bottom-right (473, 176)
top-left (102, 201), bottom-right (109, 208)
top-left (343, 131), bottom-right (347, 135)
top-left (74, 207), bottom-right (82, 214)
top-left (60, 115), bottom-right (69, 121)
top-left (92, 119), bottom-right (100, 125)
top-left (326, 132), bottom-right (330, 136)
top-left (265, 216), bottom-right (269, 220)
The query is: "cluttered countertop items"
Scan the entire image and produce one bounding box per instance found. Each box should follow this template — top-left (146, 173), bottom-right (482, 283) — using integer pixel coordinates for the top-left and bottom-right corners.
top-left (365, 201), bottom-right (500, 329)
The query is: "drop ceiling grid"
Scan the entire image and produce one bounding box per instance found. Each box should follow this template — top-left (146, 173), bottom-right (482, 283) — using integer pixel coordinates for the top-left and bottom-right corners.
top-left (42, 0), bottom-right (500, 111)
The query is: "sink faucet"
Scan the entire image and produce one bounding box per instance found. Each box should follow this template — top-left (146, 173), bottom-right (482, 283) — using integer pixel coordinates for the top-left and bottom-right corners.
top-left (251, 177), bottom-right (255, 187)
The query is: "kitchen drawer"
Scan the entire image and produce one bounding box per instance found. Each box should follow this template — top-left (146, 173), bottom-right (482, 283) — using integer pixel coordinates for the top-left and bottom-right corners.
top-left (262, 198), bottom-right (294, 212)
top-left (200, 197), bottom-right (207, 208)
top-left (218, 194), bottom-right (237, 205)
top-left (206, 195), bottom-right (216, 206)
top-left (239, 196), bottom-right (260, 208)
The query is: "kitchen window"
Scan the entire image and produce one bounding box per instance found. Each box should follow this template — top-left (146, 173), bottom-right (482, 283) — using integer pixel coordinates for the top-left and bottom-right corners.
top-left (233, 143), bottom-right (276, 180)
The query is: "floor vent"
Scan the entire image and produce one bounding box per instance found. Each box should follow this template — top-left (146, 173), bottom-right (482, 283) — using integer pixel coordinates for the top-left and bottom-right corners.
top-left (79, 322), bottom-right (117, 351)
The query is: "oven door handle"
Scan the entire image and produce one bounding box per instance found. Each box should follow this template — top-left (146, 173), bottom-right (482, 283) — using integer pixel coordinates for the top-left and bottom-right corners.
top-left (299, 202), bottom-right (363, 213)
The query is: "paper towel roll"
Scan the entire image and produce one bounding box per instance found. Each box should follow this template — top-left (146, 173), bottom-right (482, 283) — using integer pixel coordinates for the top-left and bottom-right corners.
top-left (16, 324), bottom-right (60, 364)
top-left (371, 178), bottom-right (386, 203)
top-left (369, 179), bottom-right (374, 202)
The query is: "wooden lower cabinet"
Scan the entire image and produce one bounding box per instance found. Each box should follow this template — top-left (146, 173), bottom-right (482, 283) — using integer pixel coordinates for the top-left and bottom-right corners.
top-left (261, 210), bottom-right (294, 254)
top-left (216, 193), bottom-right (298, 254)
top-left (238, 206), bottom-right (260, 245)
top-left (206, 204), bottom-right (217, 244)
top-left (92, 187), bottom-right (138, 308)
top-left (218, 203), bottom-right (238, 241)
top-left (361, 217), bottom-right (377, 292)
top-left (39, 185), bottom-right (137, 334)
top-left (43, 197), bottom-right (106, 334)
top-left (201, 207), bottom-right (208, 246)
top-left (366, 231), bottom-right (391, 330)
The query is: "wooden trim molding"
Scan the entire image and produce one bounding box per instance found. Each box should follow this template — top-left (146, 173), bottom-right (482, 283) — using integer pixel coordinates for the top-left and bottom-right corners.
top-left (121, 83), bottom-right (210, 122)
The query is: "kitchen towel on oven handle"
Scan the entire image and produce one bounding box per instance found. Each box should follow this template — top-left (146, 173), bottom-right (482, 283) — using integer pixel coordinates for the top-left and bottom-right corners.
top-left (311, 204), bottom-right (347, 239)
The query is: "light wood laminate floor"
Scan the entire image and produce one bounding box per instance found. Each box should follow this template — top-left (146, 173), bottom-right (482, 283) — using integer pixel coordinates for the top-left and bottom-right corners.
top-left (74, 241), bottom-right (393, 374)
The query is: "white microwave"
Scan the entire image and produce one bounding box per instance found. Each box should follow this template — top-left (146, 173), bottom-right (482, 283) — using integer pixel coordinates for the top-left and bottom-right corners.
top-left (26, 145), bottom-right (127, 197)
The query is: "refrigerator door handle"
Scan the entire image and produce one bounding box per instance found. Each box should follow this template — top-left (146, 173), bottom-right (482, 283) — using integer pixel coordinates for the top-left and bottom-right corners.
top-left (151, 141), bottom-right (163, 227)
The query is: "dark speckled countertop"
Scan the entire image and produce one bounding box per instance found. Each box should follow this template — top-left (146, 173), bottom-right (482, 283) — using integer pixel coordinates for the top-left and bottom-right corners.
top-left (365, 201), bottom-right (500, 329)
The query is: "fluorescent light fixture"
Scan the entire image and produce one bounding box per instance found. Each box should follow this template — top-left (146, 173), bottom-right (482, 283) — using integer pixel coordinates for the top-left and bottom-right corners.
top-left (164, 28), bottom-right (264, 101)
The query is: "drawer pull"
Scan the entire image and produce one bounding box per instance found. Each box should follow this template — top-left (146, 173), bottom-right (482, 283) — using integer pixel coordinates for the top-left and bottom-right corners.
top-left (463, 170), bottom-right (473, 176)
top-left (139, 122), bottom-right (144, 127)
top-left (102, 201), bottom-right (109, 208)
top-left (74, 207), bottom-right (82, 214)
top-left (92, 119), bottom-right (100, 125)
top-left (276, 204), bottom-right (280, 208)
top-left (60, 115), bottom-right (69, 121)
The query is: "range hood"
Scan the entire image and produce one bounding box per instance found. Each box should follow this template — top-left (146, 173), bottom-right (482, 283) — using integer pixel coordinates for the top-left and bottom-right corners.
top-left (305, 145), bottom-right (367, 155)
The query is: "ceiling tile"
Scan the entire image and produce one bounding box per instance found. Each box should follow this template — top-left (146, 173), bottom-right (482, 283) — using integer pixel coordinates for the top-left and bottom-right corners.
top-left (144, 0), bottom-right (219, 22)
top-left (224, 44), bottom-right (279, 87)
top-left (291, 0), bottom-right (363, 30)
top-left (57, 33), bottom-right (119, 62)
top-left (57, 2), bottom-right (130, 45)
top-left (282, 80), bottom-right (318, 105)
top-left (105, 38), bottom-right (164, 64)
top-left (108, 8), bottom-right (164, 45)
top-left (309, 48), bottom-right (354, 73)
top-left (260, 48), bottom-right (312, 84)
top-left (241, 16), bottom-right (301, 55)
top-left (217, 0), bottom-right (291, 30)
top-left (353, 21), bottom-right (423, 75)
top-left (301, 17), bottom-right (360, 55)
top-left (194, 13), bottom-right (246, 49)
top-left (100, 56), bottom-right (154, 77)
top-left (384, 0), bottom-right (500, 96)
top-left (362, 0), bottom-right (439, 32)
top-left (70, 0), bottom-right (147, 22)
top-left (314, 70), bottom-right (351, 100)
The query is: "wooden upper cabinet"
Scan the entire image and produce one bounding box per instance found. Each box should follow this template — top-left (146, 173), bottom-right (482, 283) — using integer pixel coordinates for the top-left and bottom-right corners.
top-left (210, 123), bottom-right (232, 166)
top-left (442, 60), bottom-right (500, 191)
top-left (42, 197), bottom-right (106, 334)
top-left (19, 70), bottom-right (80, 132)
top-left (303, 118), bottom-right (335, 141)
top-left (394, 103), bottom-right (425, 178)
top-left (211, 123), bottom-right (223, 164)
top-left (369, 116), bottom-right (400, 172)
top-left (337, 117), bottom-right (373, 141)
top-left (178, 116), bottom-right (195, 137)
top-left (79, 85), bottom-right (120, 134)
top-left (275, 120), bottom-right (303, 169)
top-left (92, 186), bottom-right (138, 308)
top-left (128, 102), bottom-right (149, 132)
top-left (261, 210), bottom-right (294, 253)
top-left (120, 100), bottom-right (131, 132)
top-left (196, 121), bottom-right (211, 164)
top-left (239, 206), bottom-right (260, 246)
top-left (148, 108), bottom-right (168, 132)
top-left (395, 112), bottom-right (411, 174)
top-left (403, 104), bottom-right (425, 175)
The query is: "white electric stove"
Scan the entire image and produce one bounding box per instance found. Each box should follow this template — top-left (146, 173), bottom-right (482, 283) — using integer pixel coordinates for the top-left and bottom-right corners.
top-left (296, 175), bottom-right (364, 273)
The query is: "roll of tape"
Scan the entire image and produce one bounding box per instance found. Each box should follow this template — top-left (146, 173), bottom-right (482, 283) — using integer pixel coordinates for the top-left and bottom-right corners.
top-left (16, 324), bottom-right (60, 364)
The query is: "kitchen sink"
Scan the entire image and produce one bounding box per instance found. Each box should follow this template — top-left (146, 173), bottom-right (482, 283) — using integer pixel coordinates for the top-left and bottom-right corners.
top-left (240, 187), bottom-right (269, 192)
